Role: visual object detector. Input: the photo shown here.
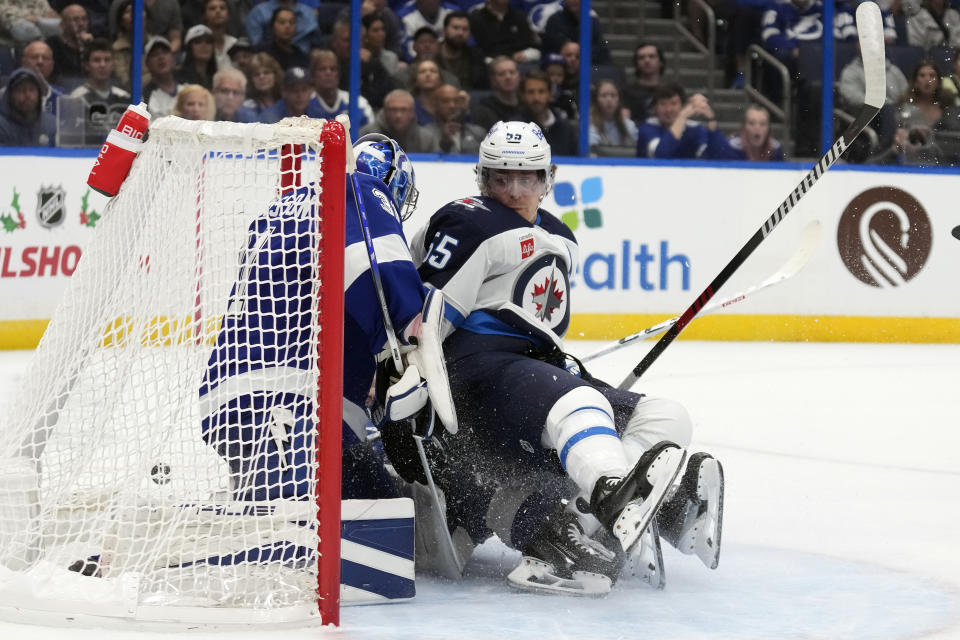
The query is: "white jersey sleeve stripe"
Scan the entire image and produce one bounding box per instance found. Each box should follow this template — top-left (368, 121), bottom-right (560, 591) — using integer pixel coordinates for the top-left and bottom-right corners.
top-left (199, 365), bottom-right (315, 419)
top-left (344, 234), bottom-right (415, 290)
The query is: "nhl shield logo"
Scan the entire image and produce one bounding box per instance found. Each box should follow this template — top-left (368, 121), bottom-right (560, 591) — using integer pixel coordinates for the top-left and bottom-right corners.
top-left (37, 185), bottom-right (66, 228)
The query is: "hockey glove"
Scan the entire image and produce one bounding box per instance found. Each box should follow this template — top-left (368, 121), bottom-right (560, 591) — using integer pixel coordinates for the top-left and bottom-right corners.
top-left (380, 418), bottom-right (428, 484)
top-left (382, 364), bottom-right (430, 423)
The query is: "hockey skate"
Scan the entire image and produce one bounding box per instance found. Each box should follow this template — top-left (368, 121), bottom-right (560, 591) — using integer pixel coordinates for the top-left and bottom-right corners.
top-left (656, 452), bottom-right (724, 569)
top-left (590, 441), bottom-right (686, 556)
top-left (592, 519), bottom-right (664, 589)
top-left (507, 508), bottom-right (622, 597)
top-left (623, 520), bottom-right (665, 589)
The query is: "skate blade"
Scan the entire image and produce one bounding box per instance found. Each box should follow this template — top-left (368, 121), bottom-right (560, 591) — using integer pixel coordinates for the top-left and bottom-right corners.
top-left (613, 447), bottom-right (687, 555)
top-left (507, 557), bottom-right (611, 597)
top-left (695, 457), bottom-right (724, 570)
top-left (627, 521), bottom-right (665, 589)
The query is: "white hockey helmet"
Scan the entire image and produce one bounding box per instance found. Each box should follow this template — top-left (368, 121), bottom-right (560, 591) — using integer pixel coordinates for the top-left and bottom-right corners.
top-left (475, 121), bottom-right (556, 198)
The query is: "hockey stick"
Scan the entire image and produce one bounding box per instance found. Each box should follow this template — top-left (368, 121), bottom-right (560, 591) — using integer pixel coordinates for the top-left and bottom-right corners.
top-left (617, 1), bottom-right (886, 391)
top-left (347, 167), bottom-right (469, 577)
top-left (350, 171), bottom-right (405, 373)
top-left (581, 220), bottom-right (820, 365)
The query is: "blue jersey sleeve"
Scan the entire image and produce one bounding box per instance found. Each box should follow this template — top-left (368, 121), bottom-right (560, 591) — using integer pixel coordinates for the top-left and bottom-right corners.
top-left (344, 172), bottom-right (425, 356)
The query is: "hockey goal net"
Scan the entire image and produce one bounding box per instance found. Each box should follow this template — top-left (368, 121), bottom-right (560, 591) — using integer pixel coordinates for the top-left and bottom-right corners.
top-left (0, 117), bottom-right (346, 626)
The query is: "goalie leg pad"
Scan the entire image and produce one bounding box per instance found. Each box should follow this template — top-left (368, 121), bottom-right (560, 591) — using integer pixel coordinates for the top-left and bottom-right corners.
top-left (404, 481), bottom-right (474, 580)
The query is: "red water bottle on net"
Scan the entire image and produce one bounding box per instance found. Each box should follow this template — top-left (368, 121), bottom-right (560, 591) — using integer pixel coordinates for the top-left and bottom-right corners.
top-left (87, 102), bottom-right (151, 197)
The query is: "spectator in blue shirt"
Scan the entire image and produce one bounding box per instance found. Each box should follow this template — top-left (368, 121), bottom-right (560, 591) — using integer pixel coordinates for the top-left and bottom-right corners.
top-left (636, 82), bottom-right (725, 159)
top-left (760, 0), bottom-right (856, 156)
top-left (242, 51), bottom-right (283, 118)
top-left (761, 0), bottom-right (857, 62)
top-left (397, 0), bottom-right (456, 61)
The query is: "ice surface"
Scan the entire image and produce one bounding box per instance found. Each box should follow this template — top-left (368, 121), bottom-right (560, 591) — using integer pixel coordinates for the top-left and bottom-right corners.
top-left (0, 340), bottom-right (958, 639)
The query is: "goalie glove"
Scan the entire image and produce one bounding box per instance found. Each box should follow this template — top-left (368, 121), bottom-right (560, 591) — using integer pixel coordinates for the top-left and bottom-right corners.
top-left (379, 407), bottom-right (438, 485)
top-left (374, 357), bottom-right (435, 440)
top-left (382, 364), bottom-right (430, 424)
top-left (373, 289), bottom-right (458, 434)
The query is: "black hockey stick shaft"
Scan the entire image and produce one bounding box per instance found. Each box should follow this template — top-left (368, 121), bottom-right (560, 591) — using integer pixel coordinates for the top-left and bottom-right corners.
top-left (617, 2), bottom-right (886, 390)
top-left (618, 108), bottom-right (878, 390)
top-left (584, 219), bottom-right (820, 365)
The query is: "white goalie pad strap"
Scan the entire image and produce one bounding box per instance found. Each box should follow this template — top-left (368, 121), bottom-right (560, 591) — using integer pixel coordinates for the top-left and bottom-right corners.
top-left (406, 288), bottom-right (458, 433)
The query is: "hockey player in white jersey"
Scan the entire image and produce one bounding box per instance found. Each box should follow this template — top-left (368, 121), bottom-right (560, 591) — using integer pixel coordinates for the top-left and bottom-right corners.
top-left (410, 121), bottom-right (724, 594)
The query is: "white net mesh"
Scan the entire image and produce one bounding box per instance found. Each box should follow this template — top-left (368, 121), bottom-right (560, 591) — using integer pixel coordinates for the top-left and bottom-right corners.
top-left (0, 117), bottom-right (343, 623)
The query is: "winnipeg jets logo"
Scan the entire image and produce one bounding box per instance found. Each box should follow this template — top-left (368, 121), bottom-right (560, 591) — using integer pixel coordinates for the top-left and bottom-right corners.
top-left (512, 254), bottom-right (570, 335)
top-left (530, 263), bottom-right (564, 322)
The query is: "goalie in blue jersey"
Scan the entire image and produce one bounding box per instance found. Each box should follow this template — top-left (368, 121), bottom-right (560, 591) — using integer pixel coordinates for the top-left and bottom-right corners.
top-left (199, 133), bottom-right (442, 504)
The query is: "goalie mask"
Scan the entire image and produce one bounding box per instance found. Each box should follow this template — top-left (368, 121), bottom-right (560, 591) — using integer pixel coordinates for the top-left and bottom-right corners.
top-left (354, 133), bottom-right (419, 220)
top-left (476, 121), bottom-right (556, 200)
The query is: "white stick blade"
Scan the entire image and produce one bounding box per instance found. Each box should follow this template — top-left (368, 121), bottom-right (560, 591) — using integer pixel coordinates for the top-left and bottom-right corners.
top-left (856, 1), bottom-right (886, 109)
top-left (776, 219), bottom-right (821, 279)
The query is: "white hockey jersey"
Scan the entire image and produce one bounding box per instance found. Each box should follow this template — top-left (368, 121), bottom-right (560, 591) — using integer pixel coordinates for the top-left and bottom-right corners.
top-left (411, 195), bottom-right (578, 352)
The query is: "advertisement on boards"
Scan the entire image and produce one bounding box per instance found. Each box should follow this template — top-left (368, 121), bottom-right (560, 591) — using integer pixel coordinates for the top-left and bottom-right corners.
top-left (0, 153), bottom-right (958, 347)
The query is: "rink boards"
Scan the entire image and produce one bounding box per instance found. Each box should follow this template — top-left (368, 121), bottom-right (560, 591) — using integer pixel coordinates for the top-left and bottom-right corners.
top-left (0, 152), bottom-right (957, 346)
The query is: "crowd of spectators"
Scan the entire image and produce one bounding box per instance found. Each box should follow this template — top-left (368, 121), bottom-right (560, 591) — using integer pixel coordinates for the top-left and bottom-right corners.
top-left (0, 0), bottom-right (957, 166)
